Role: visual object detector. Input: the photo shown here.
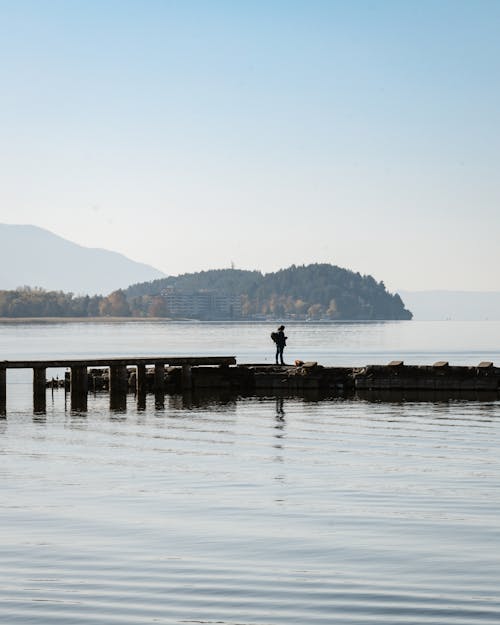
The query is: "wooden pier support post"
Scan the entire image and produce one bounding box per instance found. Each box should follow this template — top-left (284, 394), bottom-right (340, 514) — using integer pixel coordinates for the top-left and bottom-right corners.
top-left (154, 362), bottom-right (165, 408)
top-left (0, 368), bottom-right (6, 416)
top-left (182, 364), bottom-right (193, 391)
top-left (70, 365), bottom-right (88, 412)
top-left (33, 367), bottom-right (46, 413)
top-left (109, 365), bottom-right (128, 411)
top-left (136, 363), bottom-right (146, 410)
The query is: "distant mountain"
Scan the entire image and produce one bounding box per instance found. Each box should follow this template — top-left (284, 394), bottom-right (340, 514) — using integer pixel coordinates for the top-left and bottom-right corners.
top-left (0, 224), bottom-right (165, 295)
top-left (126, 264), bottom-right (412, 320)
top-left (400, 290), bottom-right (500, 321)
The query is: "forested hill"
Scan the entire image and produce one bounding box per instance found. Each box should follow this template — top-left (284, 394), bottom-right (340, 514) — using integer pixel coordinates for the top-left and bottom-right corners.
top-left (126, 264), bottom-right (412, 320)
top-left (0, 265), bottom-right (411, 319)
top-left (126, 268), bottom-right (261, 298)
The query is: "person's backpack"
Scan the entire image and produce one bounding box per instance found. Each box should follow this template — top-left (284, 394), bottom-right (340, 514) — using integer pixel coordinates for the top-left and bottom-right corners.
top-left (270, 331), bottom-right (279, 343)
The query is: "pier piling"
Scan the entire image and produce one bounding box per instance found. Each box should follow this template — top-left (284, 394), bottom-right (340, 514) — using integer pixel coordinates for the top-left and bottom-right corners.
top-left (0, 368), bottom-right (6, 416)
top-left (33, 367), bottom-right (46, 413)
top-left (0, 357), bottom-right (236, 415)
top-left (136, 363), bottom-right (147, 410)
top-left (109, 365), bottom-right (128, 411)
top-left (136, 363), bottom-right (147, 395)
top-left (154, 363), bottom-right (165, 393)
top-left (70, 365), bottom-right (88, 411)
top-left (182, 365), bottom-right (193, 390)
top-left (154, 362), bottom-right (165, 408)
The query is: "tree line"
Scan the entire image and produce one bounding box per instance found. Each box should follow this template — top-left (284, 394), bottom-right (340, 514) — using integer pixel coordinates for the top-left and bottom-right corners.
top-left (0, 264), bottom-right (412, 320)
top-left (127, 264), bottom-right (412, 320)
top-left (0, 287), bottom-right (166, 318)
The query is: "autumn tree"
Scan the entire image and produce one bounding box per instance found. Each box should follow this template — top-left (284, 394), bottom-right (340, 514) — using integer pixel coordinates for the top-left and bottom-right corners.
top-left (149, 296), bottom-right (168, 317)
top-left (99, 290), bottom-right (131, 316)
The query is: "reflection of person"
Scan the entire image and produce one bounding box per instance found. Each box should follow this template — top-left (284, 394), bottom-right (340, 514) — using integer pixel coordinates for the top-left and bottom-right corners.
top-left (275, 325), bottom-right (287, 365)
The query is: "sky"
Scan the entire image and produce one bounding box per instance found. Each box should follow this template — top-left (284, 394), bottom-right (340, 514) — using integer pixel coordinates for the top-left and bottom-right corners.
top-left (1, 0), bottom-right (499, 292)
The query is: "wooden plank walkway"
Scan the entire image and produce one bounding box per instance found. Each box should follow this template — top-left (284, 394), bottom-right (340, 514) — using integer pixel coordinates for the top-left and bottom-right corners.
top-left (0, 356), bottom-right (236, 369)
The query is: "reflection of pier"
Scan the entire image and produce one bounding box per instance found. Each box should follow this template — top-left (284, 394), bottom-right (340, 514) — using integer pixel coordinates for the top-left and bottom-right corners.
top-left (0, 356), bottom-right (235, 414)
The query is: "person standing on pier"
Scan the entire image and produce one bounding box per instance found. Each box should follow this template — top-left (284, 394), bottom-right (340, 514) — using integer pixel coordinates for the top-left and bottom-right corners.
top-left (274, 325), bottom-right (287, 365)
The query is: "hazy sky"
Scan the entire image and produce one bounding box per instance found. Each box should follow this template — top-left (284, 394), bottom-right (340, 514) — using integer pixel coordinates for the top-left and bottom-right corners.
top-left (1, 0), bottom-right (499, 291)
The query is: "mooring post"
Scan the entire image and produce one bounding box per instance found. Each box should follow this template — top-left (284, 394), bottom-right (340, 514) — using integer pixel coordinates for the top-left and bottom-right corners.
top-left (182, 364), bottom-right (193, 391)
top-left (136, 363), bottom-right (147, 410)
top-left (70, 365), bottom-right (88, 411)
top-left (109, 364), bottom-right (128, 411)
top-left (0, 368), bottom-right (6, 416)
top-left (33, 367), bottom-right (47, 413)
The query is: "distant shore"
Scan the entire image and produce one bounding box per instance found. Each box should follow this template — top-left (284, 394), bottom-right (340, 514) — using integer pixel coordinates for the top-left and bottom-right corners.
top-left (0, 317), bottom-right (173, 323)
top-left (0, 317), bottom-right (415, 323)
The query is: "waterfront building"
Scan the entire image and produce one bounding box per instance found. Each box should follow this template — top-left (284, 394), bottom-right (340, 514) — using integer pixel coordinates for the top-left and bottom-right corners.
top-left (161, 288), bottom-right (242, 320)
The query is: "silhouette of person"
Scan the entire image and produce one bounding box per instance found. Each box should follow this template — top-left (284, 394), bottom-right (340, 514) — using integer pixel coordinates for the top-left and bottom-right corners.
top-left (275, 325), bottom-right (287, 365)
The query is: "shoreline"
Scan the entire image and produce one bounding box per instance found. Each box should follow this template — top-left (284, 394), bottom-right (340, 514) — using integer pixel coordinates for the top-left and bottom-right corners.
top-left (0, 317), bottom-right (173, 323)
top-left (0, 317), bottom-right (416, 324)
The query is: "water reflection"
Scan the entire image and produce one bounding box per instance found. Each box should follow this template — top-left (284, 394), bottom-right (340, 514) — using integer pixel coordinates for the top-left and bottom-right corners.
top-left (110, 394), bottom-right (127, 412)
top-left (154, 389), bottom-right (165, 409)
top-left (68, 412), bottom-right (88, 430)
top-left (166, 390), bottom-right (238, 411)
top-left (136, 390), bottom-right (146, 411)
top-left (7, 378), bottom-right (500, 422)
top-left (275, 396), bottom-right (286, 420)
top-left (357, 388), bottom-right (500, 403)
top-left (1, 392), bottom-right (500, 625)
top-left (32, 412), bottom-right (46, 425)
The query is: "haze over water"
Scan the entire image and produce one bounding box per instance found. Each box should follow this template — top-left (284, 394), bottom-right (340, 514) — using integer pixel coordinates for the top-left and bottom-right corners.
top-left (1, 321), bottom-right (500, 624)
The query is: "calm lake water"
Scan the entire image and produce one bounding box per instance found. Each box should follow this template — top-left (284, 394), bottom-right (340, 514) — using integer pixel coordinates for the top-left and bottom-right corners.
top-left (1, 320), bottom-right (500, 624)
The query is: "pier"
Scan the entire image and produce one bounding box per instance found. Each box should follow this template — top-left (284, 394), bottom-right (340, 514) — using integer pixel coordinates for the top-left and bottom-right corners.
top-left (0, 356), bottom-right (235, 414)
top-left (1, 357), bottom-right (499, 414)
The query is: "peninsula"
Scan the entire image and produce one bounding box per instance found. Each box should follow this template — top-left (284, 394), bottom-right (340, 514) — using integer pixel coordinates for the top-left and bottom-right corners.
top-left (0, 264), bottom-right (412, 321)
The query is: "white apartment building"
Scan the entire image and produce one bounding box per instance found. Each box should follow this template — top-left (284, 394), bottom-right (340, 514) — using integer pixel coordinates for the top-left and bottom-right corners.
top-left (161, 288), bottom-right (242, 319)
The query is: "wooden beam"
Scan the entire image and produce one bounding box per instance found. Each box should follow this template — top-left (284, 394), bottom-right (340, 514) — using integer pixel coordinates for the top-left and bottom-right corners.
top-left (0, 356), bottom-right (236, 369)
